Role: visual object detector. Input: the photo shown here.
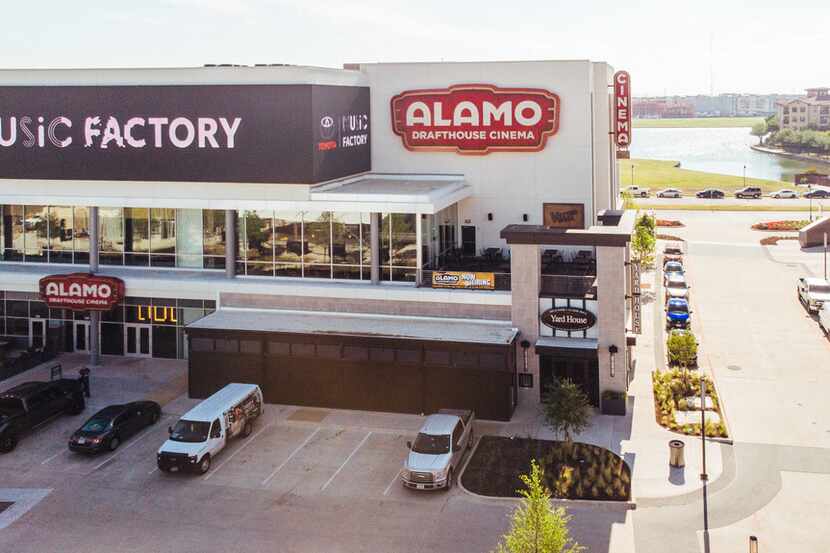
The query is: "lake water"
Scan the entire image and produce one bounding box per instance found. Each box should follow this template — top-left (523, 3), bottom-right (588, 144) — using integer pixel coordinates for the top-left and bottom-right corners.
top-left (629, 127), bottom-right (822, 183)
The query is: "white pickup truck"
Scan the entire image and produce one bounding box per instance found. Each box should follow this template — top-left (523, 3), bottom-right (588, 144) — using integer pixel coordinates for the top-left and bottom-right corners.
top-left (400, 409), bottom-right (474, 491)
top-left (622, 185), bottom-right (650, 198)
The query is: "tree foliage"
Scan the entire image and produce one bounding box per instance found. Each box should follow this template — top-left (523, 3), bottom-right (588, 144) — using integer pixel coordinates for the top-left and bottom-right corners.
top-left (667, 331), bottom-right (698, 370)
top-left (542, 379), bottom-right (592, 445)
top-left (767, 129), bottom-right (830, 152)
top-left (631, 213), bottom-right (656, 266)
top-left (750, 121), bottom-right (768, 143)
top-left (494, 460), bottom-right (584, 553)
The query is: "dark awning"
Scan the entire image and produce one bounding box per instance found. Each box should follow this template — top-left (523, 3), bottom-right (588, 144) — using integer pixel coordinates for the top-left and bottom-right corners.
top-left (534, 337), bottom-right (598, 358)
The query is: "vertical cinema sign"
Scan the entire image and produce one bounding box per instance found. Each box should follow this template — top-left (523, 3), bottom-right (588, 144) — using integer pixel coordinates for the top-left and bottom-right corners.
top-left (613, 71), bottom-right (631, 157)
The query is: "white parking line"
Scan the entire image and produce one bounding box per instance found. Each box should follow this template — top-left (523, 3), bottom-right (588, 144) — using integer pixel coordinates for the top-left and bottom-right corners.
top-left (320, 431), bottom-right (372, 492)
top-left (41, 448), bottom-right (68, 465)
top-left (203, 423), bottom-right (273, 481)
top-left (383, 469), bottom-right (402, 496)
top-left (261, 427), bottom-right (320, 487)
top-left (89, 417), bottom-right (171, 473)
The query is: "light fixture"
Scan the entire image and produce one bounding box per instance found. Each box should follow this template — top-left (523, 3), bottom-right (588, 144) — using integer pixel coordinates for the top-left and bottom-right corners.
top-left (522, 213), bottom-right (528, 222)
top-left (749, 536), bottom-right (758, 553)
top-left (487, 213), bottom-right (493, 221)
top-left (608, 344), bottom-right (619, 377)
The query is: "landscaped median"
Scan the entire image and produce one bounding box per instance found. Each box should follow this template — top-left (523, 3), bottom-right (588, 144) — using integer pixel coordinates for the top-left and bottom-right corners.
top-left (652, 370), bottom-right (727, 438)
top-left (751, 220), bottom-right (810, 231)
top-left (461, 436), bottom-right (631, 501)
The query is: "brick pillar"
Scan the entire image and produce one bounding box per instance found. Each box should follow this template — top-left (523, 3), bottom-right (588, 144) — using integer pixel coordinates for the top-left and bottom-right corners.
top-left (596, 245), bottom-right (628, 410)
top-left (509, 244), bottom-right (541, 403)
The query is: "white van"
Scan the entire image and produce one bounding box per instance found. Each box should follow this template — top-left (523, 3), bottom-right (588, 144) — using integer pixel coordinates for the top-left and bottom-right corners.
top-left (156, 383), bottom-right (263, 474)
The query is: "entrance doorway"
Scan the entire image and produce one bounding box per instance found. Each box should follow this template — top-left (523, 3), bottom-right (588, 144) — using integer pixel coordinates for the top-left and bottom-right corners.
top-left (29, 319), bottom-right (47, 350)
top-left (125, 324), bottom-right (152, 357)
top-left (461, 225), bottom-right (476, 256)
top-left (73, 321), bottom-right (90, 353)
top-left (539, 354), bottom-right (599, 406)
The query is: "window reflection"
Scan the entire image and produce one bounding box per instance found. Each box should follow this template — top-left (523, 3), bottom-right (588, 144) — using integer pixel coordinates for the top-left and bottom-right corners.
top-left (392, 213), bottom-right (417, 268)
top-left (99, 207), bottom-right (124, 265)
top-left (303, 211), bottom-right (331, 269)
top-left (47, 206), bottom-right (73, 264)
top-left (150, 208), bottom-right (175, 267)
top-left (274, 212), bottom-right (303, 263)
top-left (24, 205), bottom-right (48, 262)
top-left (73, 207), bottom-right (90, 264)
top-left (331, 212), bottom-right (361, 265)
top-left (2, 205), bottom-right (24, 261)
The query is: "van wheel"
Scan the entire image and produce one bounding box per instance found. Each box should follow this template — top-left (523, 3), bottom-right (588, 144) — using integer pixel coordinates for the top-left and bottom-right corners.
top-left (0, 435), bottom-right (17, 453)
top-left (243, 421), bottom-right (253, 438)
top-left (198, 454), bottom-right (211, 474)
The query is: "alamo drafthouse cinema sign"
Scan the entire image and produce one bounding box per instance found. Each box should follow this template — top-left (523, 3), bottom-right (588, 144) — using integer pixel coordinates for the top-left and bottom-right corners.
top-left (390, 84), bottom-right (560, 154)
top-left (540, 307), bottom-right (597, 333)
top-left (39, 273), bottom-right (125, 311)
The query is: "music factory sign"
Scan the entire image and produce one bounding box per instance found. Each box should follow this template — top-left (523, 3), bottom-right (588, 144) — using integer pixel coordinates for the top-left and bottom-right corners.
top-left (39, 273), bottom-right (125, 311)
top-left (431, 271), bottom-right (495, 290)
top-left (390, 84), bottom-right (560, 154)
top-left (540, 307), bottom-right (597, 333)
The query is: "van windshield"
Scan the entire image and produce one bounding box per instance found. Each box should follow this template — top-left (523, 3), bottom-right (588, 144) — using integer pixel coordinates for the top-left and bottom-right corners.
top-left (169, 420), bottom-right (210, 443)
top-left (412, 433), bottom-right (450, 455)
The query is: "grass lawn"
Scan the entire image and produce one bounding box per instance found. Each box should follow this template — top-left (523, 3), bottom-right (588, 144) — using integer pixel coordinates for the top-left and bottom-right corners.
top-left (619, 158), bottom-right (788, 194)
top-left (461, 436), bottom-right (631, 501)
top-left (638, 204), bottom-right (820, 212)
top-left (633, 116), bottom-right (764, 129)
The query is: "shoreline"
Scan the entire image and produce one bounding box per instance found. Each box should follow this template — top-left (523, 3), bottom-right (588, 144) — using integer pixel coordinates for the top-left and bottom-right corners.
top-left (750, 144), bottom-right (830, 169)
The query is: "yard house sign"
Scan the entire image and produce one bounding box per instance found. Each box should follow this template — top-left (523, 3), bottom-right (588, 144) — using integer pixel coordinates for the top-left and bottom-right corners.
top-left (540, 307), bottom-right (597, 333)
top-left (390, 84), bottom-right (560, 154)
top-left (39, 273), bottom-right (125, 311)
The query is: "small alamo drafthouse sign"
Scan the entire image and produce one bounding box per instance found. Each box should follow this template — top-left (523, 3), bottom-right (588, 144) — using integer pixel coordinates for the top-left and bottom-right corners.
top-left (543, 203), bottom-right (585, 229)
top-left (431, 271), bottom-right (495, 290)
top-left (39, 273), bottom-right (125, 311)
top-left (390, 84), bottom-right (560, 154)
top-left (540, 307), bottom-right (597, 332)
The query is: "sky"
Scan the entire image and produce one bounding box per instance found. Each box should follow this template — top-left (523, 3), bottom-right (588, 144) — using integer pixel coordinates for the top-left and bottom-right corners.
top-left (2, 0), bottom-right (828, 97)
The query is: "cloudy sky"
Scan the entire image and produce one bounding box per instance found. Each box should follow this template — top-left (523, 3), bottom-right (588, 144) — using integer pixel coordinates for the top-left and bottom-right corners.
top-left (3, 0), bottom-right (827, 96)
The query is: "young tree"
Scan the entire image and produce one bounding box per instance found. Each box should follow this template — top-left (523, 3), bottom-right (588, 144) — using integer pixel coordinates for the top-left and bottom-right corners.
top-left (494, 460), bottom-right (584, 553)
top-left (750, 121), bottom-right (768, 144)
top-left (631, 213), bottom-right (656, 267)
top-left (667, 331), bottom-right (698, 392)
top-left (542, 379), bottom-right (592, 445)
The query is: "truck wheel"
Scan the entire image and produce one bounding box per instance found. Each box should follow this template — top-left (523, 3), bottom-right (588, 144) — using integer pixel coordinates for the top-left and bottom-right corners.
top-left (243, 420), bottom-right (253, 438)
top-left (0, 435), bottom-right (17, 453)
top-left (198, 454), bottom-right (211, 474)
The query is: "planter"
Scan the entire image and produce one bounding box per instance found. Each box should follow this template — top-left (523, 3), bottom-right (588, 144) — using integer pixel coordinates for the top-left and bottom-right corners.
top-left (601, 394), bottom-right (626, 416)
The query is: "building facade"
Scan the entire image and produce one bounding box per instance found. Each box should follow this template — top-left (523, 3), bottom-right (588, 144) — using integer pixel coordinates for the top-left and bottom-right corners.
top-left (0, 61), bottom-right (634, 420)
top-left (777, 88), bottom-right (830, 131)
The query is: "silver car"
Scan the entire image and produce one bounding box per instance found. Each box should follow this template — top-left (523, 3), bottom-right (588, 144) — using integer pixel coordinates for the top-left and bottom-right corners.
top-left (665, 273), bottom-right (690, 301)
top-left (797, 277), bottom-right (830, 314)
top-left (657, 188), bottom-right (682, 198)
top-left (770, 189), bottom-right (798, 199)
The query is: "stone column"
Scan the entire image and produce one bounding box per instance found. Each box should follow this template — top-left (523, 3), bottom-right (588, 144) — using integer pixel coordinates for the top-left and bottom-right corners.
top-left (88, 206), bottom-right (100, 366)
top-left (509, 244), bottom-right (541, 403)
top-left (596, 245), bottom-right (628, 410)
top-left (370, 213), bottom-right (380, 284)
top-left (225, 209), bottom-right (236, 279)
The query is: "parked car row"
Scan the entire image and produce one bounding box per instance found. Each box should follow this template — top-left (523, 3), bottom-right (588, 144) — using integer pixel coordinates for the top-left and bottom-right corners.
top-left (663, 243), bottom-right (692, 331)
top-left (627, 185), bottom-right (830, 200)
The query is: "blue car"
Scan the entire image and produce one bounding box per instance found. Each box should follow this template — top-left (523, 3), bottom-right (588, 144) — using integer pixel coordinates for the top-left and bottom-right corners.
top-left (666, 298), bottom-right (691, 330)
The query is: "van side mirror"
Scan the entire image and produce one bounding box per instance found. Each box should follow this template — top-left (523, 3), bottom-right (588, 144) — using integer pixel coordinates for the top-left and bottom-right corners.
top-left (406, 441), bottom-right (412, 450)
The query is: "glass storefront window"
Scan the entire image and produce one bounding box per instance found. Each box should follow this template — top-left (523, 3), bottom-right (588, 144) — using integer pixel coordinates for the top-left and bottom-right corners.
top-left (202, 210), bottom-right (226, 269)
top-left (303, 211), bottom-right (331, 271)
top-left (99, 207), bottom-right (124, 265)
top-left (240, 210), bottom-right (274, 268)
top-left (124, 207), bottom-right (149, 266)
top-left (150, 208), bottom-right (176, 267)
top-left (332, 212), bottom-right (362, 266)
top-left (176, 208), bottom-right (203, 269)
top-left (23, 205), bottom-right (48, 262)
top-left (392, 213), bottom-right (417, 268)
top-left (274, 212), bottom-right (303, 263)
top-left (73, 207), bottom-right (90, 264)
top-left (2, 205), bottom-right (23, 261)
top-left (47, 206), bottom-right (74, 264)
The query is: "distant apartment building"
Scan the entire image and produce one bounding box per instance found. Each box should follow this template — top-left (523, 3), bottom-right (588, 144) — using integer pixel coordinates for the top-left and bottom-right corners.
top-left (635, 93), bottom-right (798, 119)
top-left (777, 88), bottom-right (830, 131)
top-left (632, 98), bottom-right (694, 118)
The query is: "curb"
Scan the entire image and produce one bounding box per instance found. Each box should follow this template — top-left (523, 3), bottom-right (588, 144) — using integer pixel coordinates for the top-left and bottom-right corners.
top-left (456, 437), bottom-right (637, 512)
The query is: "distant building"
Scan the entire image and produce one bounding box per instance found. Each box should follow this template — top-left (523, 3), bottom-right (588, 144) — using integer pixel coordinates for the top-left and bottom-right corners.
top-left (634, 93), bottom-right (799, 119)
top-left (777, 88), bottom-right (830, 131)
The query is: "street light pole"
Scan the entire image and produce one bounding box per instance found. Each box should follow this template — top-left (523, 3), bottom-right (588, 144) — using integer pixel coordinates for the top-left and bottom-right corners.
top-left (631, 164), bottom-right (635, 188)
top-left (824, 232), bottom-right (827, 281)
top-left (700, 376), bottom-right (708, 482)
top-left (809, 184), bottom-right (814, 222)
top-left (743, 165), bottom-right (746, 188)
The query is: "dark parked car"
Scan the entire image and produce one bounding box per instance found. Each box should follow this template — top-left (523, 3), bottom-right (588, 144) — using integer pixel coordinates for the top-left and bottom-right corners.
top-left (69, 401), bottom-right (161, 454)
top-left (802, 189), bottom-right (830, 199)
top-left (696, 188), bottom-right (725, 199)
top-left (0, 380), bottom-right (86, 453)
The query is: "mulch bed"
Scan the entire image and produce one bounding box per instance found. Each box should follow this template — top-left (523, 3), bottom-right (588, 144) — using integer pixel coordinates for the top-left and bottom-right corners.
top-left (461, 436), bottom-right (630, 501)
top-left (657, 234), bottom-right (685, 242)
top-left (656, 219), bottom-right (685, 227)
top-left (751, 220), bottom-right (809, 231)
top-left (0, 502), bottom-right (12, 514)
top-left (760, 235), bottom-right (800, 246)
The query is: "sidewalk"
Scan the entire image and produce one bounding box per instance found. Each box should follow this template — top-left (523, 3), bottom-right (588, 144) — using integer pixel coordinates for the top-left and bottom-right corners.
top-left (497, 266), bottom-right (724, 502)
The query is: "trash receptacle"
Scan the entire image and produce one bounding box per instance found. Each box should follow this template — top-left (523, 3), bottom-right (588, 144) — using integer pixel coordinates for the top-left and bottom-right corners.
top-left (669, 439), bottom-right (685, 468)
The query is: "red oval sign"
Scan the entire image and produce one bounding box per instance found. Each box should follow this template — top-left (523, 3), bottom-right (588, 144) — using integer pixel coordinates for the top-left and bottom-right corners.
top-left (39, 273), bottom-right (125, 311)
top-left (390, 84), bottom-right (560, 155)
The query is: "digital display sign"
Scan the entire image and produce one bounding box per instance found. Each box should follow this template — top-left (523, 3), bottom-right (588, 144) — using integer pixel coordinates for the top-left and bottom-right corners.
top-left (135, 305), bottom-right (178, 324)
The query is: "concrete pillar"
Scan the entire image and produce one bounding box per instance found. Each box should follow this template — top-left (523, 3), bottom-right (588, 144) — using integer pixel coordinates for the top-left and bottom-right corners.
top-left (225, 209), bottom-right (236, 279)
top-left (596, 245), bottom-right (628, 408)
top-left (509, 244), bottom-right (541, 403)
top-left (88, 206), bottom-right (100, 366)
top-left (370, 212), bottom-right (380, 284)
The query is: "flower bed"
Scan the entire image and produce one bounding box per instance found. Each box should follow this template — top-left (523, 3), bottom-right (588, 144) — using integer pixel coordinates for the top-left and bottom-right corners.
top-left (461, 436), bottom-right (631, 501)
top-left (760, 235), bottom-right (800, 246)
top-left (657, 234), bottom-right (684, 242)
top-left (656, 219), bottom-right (685, 228)
top-left (751, 220), bottom-right (810, 231)
top-left (652, 370), bottom-right (728, 438)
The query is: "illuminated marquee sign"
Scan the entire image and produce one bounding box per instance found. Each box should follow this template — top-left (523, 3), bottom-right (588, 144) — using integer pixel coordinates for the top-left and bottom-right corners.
top-left (390, 84), bottom-right (560, 154)
top-left (39, 273), bottom-right (125, 311)
top-left (136, 305), bottom-right (178, 324)
top-left (613, 71), bottom-right (632, 151)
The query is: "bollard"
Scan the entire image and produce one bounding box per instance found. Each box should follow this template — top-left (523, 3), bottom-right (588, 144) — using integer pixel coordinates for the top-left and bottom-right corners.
top-left (79, 367), bottom-right (91, 398)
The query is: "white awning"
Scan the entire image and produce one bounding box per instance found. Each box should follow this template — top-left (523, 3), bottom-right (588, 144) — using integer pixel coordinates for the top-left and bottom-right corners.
top-left (0, 172), bottom-right (470, 214)
top-left (188, 307), bottom-right (518, 346)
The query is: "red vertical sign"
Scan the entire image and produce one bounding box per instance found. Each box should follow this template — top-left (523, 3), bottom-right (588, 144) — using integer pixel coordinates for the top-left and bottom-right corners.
top-left (614, 71), bottom-right (632, 150)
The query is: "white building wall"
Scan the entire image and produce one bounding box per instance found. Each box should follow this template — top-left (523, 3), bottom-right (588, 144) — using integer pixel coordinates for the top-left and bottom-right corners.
top-left (359, 60), bottom-right (615, 252)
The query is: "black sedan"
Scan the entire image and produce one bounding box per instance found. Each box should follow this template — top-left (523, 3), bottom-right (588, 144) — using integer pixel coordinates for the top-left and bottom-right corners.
top-left (803, 189), bottom-right (830, 199)
top-left (696, 188), bottom-right (725, 199)
top-left (68, 401), bottom-right (161, 454)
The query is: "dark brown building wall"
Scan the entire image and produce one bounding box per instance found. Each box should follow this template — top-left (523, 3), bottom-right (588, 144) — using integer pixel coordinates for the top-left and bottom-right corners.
top-left (187, 329), bottom-right (517, 421)
top-left (219, 293), bottom-right (512, 321)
